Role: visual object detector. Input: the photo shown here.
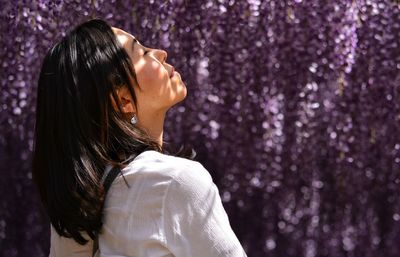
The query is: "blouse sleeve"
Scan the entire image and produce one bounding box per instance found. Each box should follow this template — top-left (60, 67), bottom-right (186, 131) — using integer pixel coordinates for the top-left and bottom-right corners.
top-left (49, 224), bottom-right (93, 257)
top-left (162, 162), bottom-right (247, 257)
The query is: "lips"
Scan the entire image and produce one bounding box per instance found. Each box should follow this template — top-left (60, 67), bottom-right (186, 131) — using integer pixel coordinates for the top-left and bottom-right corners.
top-left (170, 67), bottom-right (175, 78)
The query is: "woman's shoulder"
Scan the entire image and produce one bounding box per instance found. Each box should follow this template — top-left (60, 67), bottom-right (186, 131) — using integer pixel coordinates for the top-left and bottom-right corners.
top-left (127, 150), bottom-right (216, 210)
top-left (109, 150), bottom-right (215, 210)
top-left (120, 150), bottom-right (212, 185)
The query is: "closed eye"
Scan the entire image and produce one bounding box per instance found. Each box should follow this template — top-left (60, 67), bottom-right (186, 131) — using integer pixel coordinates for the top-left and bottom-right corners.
top-left (131, 38), bottom-right (149, 56)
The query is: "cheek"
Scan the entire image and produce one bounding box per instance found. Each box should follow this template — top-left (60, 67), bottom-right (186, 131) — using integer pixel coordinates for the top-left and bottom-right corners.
top-left (136, 62), bottom-right (169, 93)
top-left (134, 61), bottom-right (171, 110)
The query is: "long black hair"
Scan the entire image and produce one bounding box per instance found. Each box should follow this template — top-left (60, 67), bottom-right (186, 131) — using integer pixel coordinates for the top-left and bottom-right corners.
top-left (32, 19), bottom-right (194, 245)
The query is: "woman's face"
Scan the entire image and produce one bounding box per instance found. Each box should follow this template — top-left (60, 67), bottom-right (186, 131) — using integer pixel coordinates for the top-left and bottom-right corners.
top-left (111, 27), bottom-right (187, 116)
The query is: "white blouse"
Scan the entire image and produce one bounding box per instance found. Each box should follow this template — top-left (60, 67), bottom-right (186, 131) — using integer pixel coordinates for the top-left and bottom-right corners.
top-left (49, 150), bottom-right (248, 257)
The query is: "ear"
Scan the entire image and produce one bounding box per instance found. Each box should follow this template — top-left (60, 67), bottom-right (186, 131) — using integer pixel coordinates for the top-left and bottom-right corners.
top-left (112, 86), bottom-right (136, 114)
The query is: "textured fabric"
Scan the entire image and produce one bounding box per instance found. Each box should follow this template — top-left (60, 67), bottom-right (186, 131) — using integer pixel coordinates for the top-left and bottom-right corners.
top-left (49, 150), bottom-right (247, 257)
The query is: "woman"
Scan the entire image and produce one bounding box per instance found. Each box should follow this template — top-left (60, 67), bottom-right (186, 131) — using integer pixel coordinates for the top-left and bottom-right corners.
top-left (33, 19), bottom-right (247, 257)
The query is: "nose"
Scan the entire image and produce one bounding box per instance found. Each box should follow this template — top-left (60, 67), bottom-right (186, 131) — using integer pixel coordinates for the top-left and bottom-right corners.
top-left (155, 49), bottom-right (167, 64)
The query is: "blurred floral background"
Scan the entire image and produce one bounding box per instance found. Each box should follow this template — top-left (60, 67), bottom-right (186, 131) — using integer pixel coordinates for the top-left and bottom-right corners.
top-left (1, 0), bottom-right (400, 256)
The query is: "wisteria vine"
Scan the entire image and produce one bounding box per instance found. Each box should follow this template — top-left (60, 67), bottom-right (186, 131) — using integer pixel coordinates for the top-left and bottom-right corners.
top-left (0, 0), bottom-right (399, 256)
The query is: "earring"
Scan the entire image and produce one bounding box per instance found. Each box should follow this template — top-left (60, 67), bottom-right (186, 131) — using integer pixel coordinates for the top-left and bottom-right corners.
top-left (130, 114), bottom-right (138, 125)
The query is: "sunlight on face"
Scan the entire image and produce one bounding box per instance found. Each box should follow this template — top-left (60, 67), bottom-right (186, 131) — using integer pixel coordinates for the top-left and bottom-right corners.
top-left (111, 27), bottom-right (187, 117)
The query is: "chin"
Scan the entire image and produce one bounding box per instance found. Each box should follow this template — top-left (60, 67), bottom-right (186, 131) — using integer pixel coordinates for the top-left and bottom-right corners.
top-left (180, 82), bottom-right (187, 98)
top-left (167, 78), bottom-right (187, 107)
top-left (170, 89), bottom-right (186, 111)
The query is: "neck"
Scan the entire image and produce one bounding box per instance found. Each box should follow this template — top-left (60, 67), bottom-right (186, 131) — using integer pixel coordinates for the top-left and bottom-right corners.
top-left (137, 110), bottom-right (165, 148)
